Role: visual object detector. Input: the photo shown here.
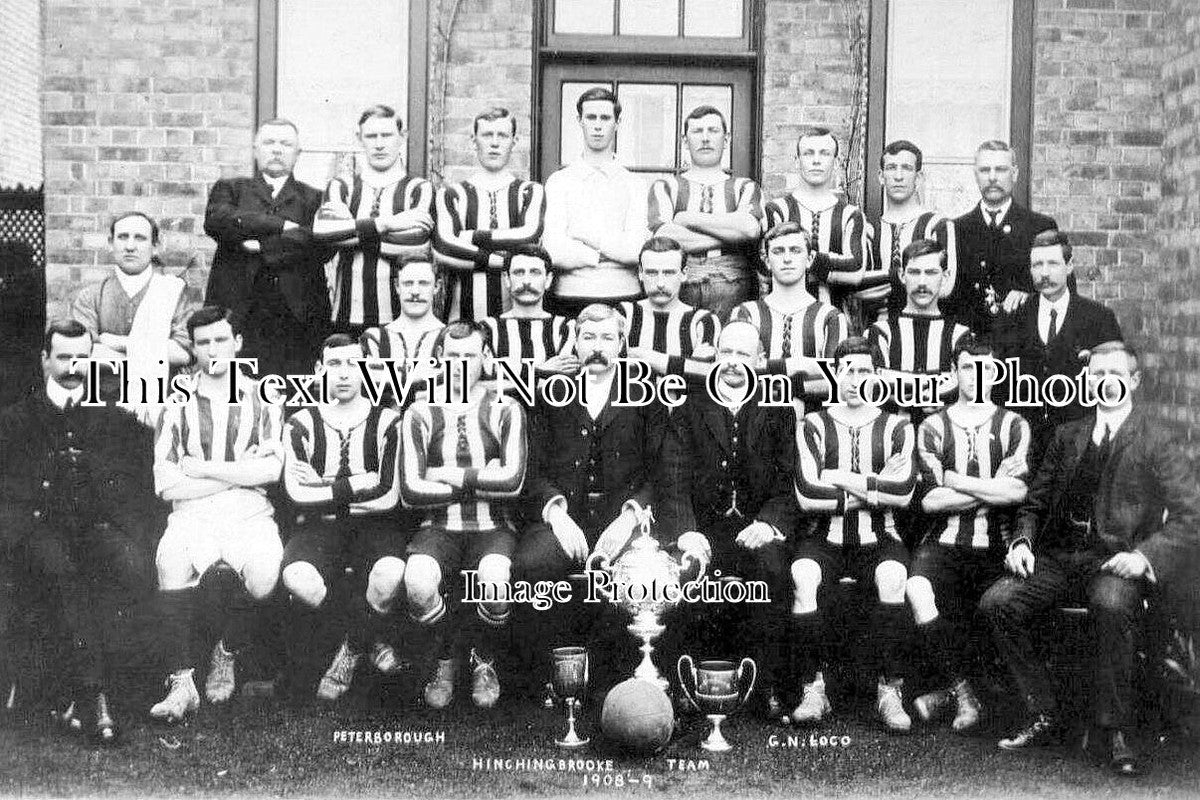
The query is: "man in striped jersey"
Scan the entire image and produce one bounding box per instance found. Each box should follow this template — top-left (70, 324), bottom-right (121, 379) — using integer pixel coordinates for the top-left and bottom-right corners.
top-left (648, 105), bottom-right (763, 321)
top-left (905, 337), bottom-right (1030, 733)
top-left (279, 335), bottom-right (405, 701)
top-left (791, 336), bottom-right (916, 732)
top-left (868, 238), bottom-right (970, 430)
top-left (732, 222), bottom-right (847, 405)
top-left (763, 127), bottom-right (873, 315)
top-left (543, 87), bottom-right (649, 316)
top-left (314, 104), bottom-right (435, 338)
top-left (621, 237), bottom-right (721, 382)
top-left (399, 321), bottom-right (528, 709)
top-left (872, 141), bottom-right (955, 321)
top-left (360, 259), bottom-right (445, 410)
top-left (149, 306), bottom-right (285, 721)
top-left (481, 247), bottom-right (578, 399)
top-left (433, 107), bottom-right (546, 322)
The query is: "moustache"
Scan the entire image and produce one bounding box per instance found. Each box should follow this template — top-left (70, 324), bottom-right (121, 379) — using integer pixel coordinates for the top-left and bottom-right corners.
top-left (584, 352), bottom-right (610, 366)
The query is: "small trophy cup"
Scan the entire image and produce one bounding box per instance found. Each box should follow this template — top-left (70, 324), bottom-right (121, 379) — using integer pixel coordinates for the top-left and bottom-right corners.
top-left (551, 646), bottom-right (590, 748)
top-left (677, 656), bottom-right (756, 752)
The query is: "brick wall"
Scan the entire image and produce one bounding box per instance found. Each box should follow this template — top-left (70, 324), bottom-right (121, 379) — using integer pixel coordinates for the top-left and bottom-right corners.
top-left (427, 0), bottom-right (534, 187)
top-left (42, 0), bottom-right (257, 320)
top-left (1151, 0), bottom-right (1200, 452)
top-left (0, 0), bottom-right (43, 187)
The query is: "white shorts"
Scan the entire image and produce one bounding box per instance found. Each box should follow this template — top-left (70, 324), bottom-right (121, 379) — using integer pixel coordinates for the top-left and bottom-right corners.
top-left (156, 488), bottom-right (283, 588)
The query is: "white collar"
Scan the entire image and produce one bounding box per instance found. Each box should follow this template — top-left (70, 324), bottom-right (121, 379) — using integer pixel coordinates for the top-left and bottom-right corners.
top-left (582, 369), bottom-right (616, 419)
top-left (1038, 291), bottom-right (1071, 316)
top-left (360, 162), bottom-right (408, 188)
top-left (680, 168), bottom-right (732, 187)
top-left (468, 170), bottom-right (517, 190)
top-left (114, 266), bottom-right (154, 297)
top-left (980, 197), bottom-right (1013, 223)
top-left (46, 378), bottom-right (85, 410)
top-left (261, 172), bottom-right (288, 195)
top-left (1094, 404), bottom-right (1133, 442)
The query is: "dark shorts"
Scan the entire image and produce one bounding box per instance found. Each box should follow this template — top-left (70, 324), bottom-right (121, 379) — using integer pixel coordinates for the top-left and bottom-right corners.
top-left (407, 525), bottom-right (517, 574)
top-left (910, 541), bottom-right (1004, 607)
top-left (281, 513), bottom-right (409, 582)
top-left (793, 537), bottom-right (910, 587)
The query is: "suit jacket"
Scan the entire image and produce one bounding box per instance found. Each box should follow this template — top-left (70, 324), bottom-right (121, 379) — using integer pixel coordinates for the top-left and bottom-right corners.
top-left (992, 292), bottom-right (1122, 431)
top-left (1014, 408), bottom-right (1200, 630)
top-left (670, 390), bottom-right (799, 545)
top-left (949, 201), bottom-right (1057, 333)
top-left (524, 378), bottom-right (683, 544)
top-left (204, 174), bottom-right (330, 325)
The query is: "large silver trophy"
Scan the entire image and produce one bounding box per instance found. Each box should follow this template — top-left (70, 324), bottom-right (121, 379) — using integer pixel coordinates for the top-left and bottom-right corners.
top-left (677, 655), bottom-right (757, 752)
top-left (587, 506), bottom-right (707, 691)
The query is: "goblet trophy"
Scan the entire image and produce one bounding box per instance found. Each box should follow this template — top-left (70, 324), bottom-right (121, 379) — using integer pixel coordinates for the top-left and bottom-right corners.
top-left (677, 655), bottom-right (756, 752)
top-left (550, 646), bottom-right (590, 748)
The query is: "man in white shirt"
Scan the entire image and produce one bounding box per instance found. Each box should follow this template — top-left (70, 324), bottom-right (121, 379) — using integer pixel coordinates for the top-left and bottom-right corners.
top-left (543, 88), bottom-right (648, 317)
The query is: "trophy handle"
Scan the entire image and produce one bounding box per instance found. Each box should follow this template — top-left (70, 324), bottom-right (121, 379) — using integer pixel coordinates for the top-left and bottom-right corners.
top-left (585, 550), bottom-right (610, 574)
top-left (676, 654), bottom-right (699, 712)
top-left (736, 657), bottom-right (757, 710)
top-left (681, 548), bottom-right (707, 581)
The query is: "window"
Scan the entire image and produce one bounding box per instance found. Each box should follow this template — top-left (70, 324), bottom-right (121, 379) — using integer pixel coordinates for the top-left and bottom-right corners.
top-left (865, 0), bottom-right (1034, 218)
top-left (256, 0), bottom-right (428, 188)
top-left (536, 1), bottom-right (760, 182)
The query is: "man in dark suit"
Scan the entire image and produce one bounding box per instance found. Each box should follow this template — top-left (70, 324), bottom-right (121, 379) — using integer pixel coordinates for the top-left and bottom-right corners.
top-left (992, 230), bottom-right (1122, 469)
top-left (947, 140), bottom-right (1058, 334)
top-left (980, 341), bottom-right (1200, 777)
top-left (0, 321), bottom-right (158, 744)
top-left (668, 319), bottom-right (797, 712)
top-left (204, 118), bottom-right (330, 379)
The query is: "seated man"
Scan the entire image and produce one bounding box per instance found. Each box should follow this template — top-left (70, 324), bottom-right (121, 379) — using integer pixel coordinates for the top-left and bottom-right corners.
top-left (620, 237), bottom-right (720, 382)
top-left (791, 336), bottom-right (916, 732)
top-left (480, 246), bottom-right (578, 400)
top-left (905, 336), bottom-right (1030, 733)
top-left (280, 334), bottom-right (405, 701)
top-left (0, 320), bottom-right (157, 744)
top-left (668, 319), bottom-right (797, 712)
top-left (360, 259), bottom-right (445, 410)
top-left (980, 341), bottom-right (1200, 776)
top-left (399, 322), bottom-right (528, 709)
top-left (71, 212), bottom-right (195, 413)
top-left (149, 306), bottom-right (285, 722)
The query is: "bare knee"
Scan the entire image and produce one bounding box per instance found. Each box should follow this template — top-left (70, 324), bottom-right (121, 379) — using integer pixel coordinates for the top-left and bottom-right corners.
top-left (476, 554), bottom-right (512, 617)
top-left (404, 555), bottom-right (443, 609)
top-left (905, 575), bottom-right (939, 624)
top-left (790, 559), bottom-right (823, 613)
top-left (367, 556), bottom-right (406, 614)
top-left (282, 562), bottom-right (326, 608)
top-left (875, 560), bottom-right (908, 604)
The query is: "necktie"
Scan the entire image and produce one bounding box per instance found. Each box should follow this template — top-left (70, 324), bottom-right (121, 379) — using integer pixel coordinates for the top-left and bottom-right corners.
top-left (700, 185), bottom-right (714, 215)
top-left (455, 415), bottom-right (471, 465)
top-left (63, 396), bottom-right (76, 411)
top-left (781, 313), bottom-right (795, 359)
top-left (487, 189), bottom-right (500, 229)
top-left (889, 223), bottom-right (902, 275)
top-left (810, 211), bottom-right (821, 253)
top-left (987, 210), bottom-right (1000, 229)
top-left (335, 430), bottom-right (353, 479)
top-left (1098, 424), bottom-right (1112, 456)
top-left (1047, 308), bottom-right (1058, 344)
top-left (369, 187), bottom-right (385, 218)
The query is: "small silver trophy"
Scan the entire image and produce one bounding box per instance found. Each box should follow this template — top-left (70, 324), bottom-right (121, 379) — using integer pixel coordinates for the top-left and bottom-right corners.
top-left (677, 655), bottom-right (757, 752)
top-left (550, 646), bottom-right (590, 748)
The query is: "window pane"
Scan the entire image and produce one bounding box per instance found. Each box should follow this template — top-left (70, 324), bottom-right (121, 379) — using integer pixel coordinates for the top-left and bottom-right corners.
top-left (619, 0), bottom-right (679, 36)
top-left (277, 0), bottom-right (409, 188)
top-left (560, 82), bottom-right (614, 165)
top-left (885, 0), bottom-right (1012, 216)
top-left (616, 83), bottom-right (678, 170)
top-left (918, 161), bottom-right (984, 218)
top-left (554, 0), bottom-right (615, 34)
top-left (680, 85), bottom-right (733, 170)
top-left (684, 0), bottom-right (743, 37)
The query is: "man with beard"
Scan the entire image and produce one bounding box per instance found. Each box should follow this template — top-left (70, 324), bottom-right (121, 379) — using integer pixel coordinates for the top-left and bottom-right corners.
top-left (203, 119), bottom-right (330, 379)
top-left (314, 105), bottom-right (435, 338)
top-left (149, 306), bottom-right (285, 721)
top-left (791, 337), bottom-right (916, 733)
top-left (399, 321), bottom-right (528, 709)
top-left (667, 319), bottom-right (798, 713)
top-left (648, 105), bottom-right (763, 320)
top-left (480, 247), bottom-right (578, 401)
top-left (0, 321), bottom-right (156, 743)
top-left (360, 259), bottom-right (445, 410)
top-left (433, 107), bottom-right (547, 321)
top-left (279, 335), bottom-right (405, 700)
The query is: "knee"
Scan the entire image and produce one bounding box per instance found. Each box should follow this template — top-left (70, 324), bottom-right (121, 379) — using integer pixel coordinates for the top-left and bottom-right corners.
top-left (476, 554), bottom-right (511, 586)
top-left (1089, 579), bottom-right (1142, 622)
top-left (875, 561), bottom-right (908, 604)
top-left (790, 559), bottom-right (822, 612)
top-left (367, 557), bottom-right (406, 612)
top-left (978, 578), bottom-right (1020, 626)
top-left (241, 551), bottom-right (282, 601)
top-left (403, 556), bottom-right (442, 607)
top-left (282, 562), bottom-right (326, 608)
top-left (155, 547), bottom-right (197, 592)
top-left (905, 576), bottom-right (938, 623)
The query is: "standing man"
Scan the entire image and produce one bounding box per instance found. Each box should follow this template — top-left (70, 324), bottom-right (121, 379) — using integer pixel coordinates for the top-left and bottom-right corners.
top-left (648, 105), bottom-right (763, 321)
top-left (399, 322), bottom-right (528, 709)
top-left (148, 306), bottom-right (285, 721)
top-left (279, 335), bottom-right (405, 701)
top-left (763, 126), bottom-right (872, 313)
top-left (433, 107), bottom-right (546, 322)
top-left (992, 230), bottom-right (1121, 468)
top-left (204, 119), bottom-right (330, 379)
top-left (314, 104), bottom-right (435, 339)
top-left (980, 342), bottom-right (1200, 776)
top-left (947, 140), bottom-right (1057, 333)
top-left (872, 140), bottom-right (955, 320)
top-left (543, 88), bottom-right (648, 317)
top-left (0, 321), bottom-right (157, 743)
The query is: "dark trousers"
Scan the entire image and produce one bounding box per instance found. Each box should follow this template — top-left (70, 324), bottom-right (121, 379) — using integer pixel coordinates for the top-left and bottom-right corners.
top-left (243, 277), bottom-right (328, 380)
top-left (979, 548), bottom-right (1147, 729)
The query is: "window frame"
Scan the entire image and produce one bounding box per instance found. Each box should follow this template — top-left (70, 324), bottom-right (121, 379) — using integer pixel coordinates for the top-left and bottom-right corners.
top-left (864, 0), bottom-right (1034, 220)
top-left (255, 0), bottom-right (429, 179)
top-left (545, 0), bottom-right (755, 56)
